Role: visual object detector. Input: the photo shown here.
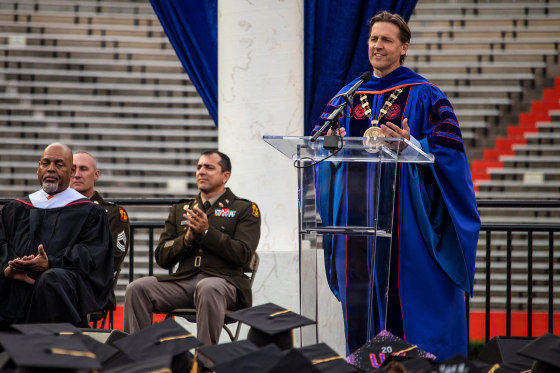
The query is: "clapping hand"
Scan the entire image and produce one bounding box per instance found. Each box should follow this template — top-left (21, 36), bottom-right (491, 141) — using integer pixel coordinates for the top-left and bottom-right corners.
top-left (9, 244), bottom-right (49, 273)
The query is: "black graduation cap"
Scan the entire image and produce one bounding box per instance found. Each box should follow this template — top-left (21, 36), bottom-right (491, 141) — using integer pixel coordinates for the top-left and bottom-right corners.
top-left (268, 348), bottom-right (322, 373)
top-left (11, 322), bottom-right (81, 336)
top-left (0, 332), bottom-right (102, 371)
top-left (104, 329), bottom-right (129, 346)
top-left (517, 333), bottom-right (560, 372)
top-left (101, 355), bottom-right (174, 373)
top-left (73, 333), bottom-right (121, 366)
top-left (216, 345), bottom-right (348, 373)
top-left (298, 343), bottom-right (360, 373)
top-left (113, 318), bottom-right (201, 362)
top-left (99, 351), bottom-right (136, 371)
top-left (198, 339), bottom-right (260, 366)
top-left (213, 343), bottom-right (285, 373)
top-left (476, 335), bottom-right (535, 372)
top-left (398, 357), bottom-right (436, 372)
top-left (8, 324), bottom-right (129, 369)
top-left (227, 302), bottom-right (316, 350)
top-left (345, 330), bottom-right (436, 371)
top-left (433, 354), bottom-right (485, 373)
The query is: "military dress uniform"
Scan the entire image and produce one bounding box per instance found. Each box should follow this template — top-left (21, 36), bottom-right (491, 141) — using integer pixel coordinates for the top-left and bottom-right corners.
top-left (124, 187), bottom-right (261, 344)
top-left (90, 191), bottom-right (130, 309)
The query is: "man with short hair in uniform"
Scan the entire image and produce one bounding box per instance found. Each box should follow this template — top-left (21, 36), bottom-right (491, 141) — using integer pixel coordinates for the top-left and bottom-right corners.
top-left (71, 151), bottom-right (130, 312)
top-left (123, 150), bottom-right (261, 345)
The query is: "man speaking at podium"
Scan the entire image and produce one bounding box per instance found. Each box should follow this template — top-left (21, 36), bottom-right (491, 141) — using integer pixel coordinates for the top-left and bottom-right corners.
top-left (311, 11), bottom-right (480, 360)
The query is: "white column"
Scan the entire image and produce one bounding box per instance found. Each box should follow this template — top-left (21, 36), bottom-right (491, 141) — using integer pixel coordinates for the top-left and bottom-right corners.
top-left (217, 0), bottom-right (303, 339)
top-left (215, 1), bottom-right (345, 353)
top-left (218, 2), bottom-right (302, 253)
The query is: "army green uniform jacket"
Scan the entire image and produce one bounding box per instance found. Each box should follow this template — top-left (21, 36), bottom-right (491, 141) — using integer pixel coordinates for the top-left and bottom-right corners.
top-left (90, 191), bottom-right (130, 309)
top-left (155, 188), bottom-right (261, 309)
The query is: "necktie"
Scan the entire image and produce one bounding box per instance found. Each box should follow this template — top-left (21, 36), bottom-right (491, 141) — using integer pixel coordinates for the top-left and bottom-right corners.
top-left (203, 201), bottom-right (211, 212)
top-left (47, 195), bottom-right (54, 200)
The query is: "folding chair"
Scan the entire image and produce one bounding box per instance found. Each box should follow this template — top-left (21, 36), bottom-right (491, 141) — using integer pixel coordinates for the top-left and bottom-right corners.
top-left (166, 252), bottom-right (260, 341)
top-left (88, 265), bottom-right (122, 329)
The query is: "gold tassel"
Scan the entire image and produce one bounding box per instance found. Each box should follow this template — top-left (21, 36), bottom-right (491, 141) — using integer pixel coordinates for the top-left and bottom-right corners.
top-left (312, 356), bottom-right (344, 365)
top-left (189, 347), bottom-right (199, 373)
top-left (268, 309), bottom-right (292, 318)
top-left (157, 333), bottom-right (194, 344)
top-left (49, 348), bottom-right (96, 359)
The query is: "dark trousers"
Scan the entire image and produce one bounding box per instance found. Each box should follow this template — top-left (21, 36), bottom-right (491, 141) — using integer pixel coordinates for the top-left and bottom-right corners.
top-left (26, 268), bottom-right (85, 325)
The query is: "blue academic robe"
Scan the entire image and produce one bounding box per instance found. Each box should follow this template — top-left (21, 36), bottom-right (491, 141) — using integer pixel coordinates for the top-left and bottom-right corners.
top-left (312, 66), bottom-right (480, 360)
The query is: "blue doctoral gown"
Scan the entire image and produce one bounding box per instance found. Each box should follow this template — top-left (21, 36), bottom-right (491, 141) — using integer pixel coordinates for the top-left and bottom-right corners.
top-left (312, 66), bottom-right (480, 360)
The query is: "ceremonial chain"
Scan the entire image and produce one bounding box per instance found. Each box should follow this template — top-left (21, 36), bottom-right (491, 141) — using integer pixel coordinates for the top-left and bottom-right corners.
top-left (360, 88), bottom-right (403, 128)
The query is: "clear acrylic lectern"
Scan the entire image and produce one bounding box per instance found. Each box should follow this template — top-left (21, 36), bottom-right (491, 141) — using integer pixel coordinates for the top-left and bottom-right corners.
top-left (263, 136), bottom-right (434, 349)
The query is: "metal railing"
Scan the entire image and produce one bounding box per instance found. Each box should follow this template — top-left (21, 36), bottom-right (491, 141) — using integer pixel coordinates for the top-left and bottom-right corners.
top-left (471, 200), bottom-right (559, 342)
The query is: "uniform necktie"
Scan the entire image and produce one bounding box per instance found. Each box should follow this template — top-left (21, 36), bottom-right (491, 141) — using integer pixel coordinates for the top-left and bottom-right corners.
top-left (203, 201), bottom-right (211, 212)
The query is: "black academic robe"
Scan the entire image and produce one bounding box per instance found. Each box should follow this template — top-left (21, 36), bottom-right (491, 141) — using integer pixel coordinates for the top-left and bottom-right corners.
top-left (0, 197), bottom-right (113, 324)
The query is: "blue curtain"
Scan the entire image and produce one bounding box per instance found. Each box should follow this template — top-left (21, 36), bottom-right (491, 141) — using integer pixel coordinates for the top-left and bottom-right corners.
top-left (149, 1), bottom-right (417, 132)
top-left (150, 0), bottom-right (218, 124)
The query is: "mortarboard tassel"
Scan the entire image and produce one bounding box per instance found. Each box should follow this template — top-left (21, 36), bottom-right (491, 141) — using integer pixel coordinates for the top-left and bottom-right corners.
top-left (190, 347), bottom-right (199, 373)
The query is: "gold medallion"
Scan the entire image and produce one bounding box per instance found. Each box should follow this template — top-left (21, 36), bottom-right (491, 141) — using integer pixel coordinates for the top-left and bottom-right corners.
top-left (363, 126), bottom-right (383, 138)
top-left (363, 126), bottom-right (384, 152)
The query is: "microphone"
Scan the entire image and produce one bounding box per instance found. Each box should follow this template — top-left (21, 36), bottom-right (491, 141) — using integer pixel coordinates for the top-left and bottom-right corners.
top-left (344, 70), bottom-right (373, 100)
top-left (309, 71), bottom-right (373, 144)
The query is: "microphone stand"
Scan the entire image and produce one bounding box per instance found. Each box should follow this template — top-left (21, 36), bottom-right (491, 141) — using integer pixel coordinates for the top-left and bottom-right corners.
top-left (310, 94), bottom-right (354, 152)
top-left (310, 103), bottom-right (344, 140)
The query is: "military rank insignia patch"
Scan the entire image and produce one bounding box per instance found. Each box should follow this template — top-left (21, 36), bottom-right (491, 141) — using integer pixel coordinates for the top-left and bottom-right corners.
top-left (252, 203), bottom-right (260, 218)
top-left (119, 207), bottom-right (128, 222)
top-left (116, 230), bottom-right (127, 252)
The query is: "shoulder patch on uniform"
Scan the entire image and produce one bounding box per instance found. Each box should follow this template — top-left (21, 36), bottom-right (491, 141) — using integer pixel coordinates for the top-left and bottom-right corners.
top-left (164, 240), bottom-right (174, 248)
top-left (116, 230), bottom-right (127, 252)
top-left (119, 207), bottom-right (128, 223)
top-left (252, 203), bottom-right (260, 218)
